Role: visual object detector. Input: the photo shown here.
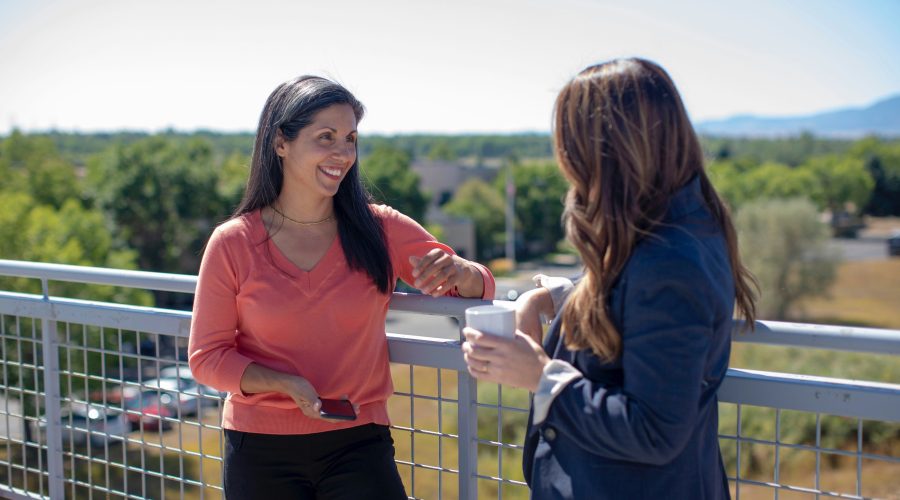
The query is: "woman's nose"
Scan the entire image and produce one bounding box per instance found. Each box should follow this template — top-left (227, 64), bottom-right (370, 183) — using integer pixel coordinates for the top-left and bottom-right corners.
top-left (331, 142), bottom-right (355, 161)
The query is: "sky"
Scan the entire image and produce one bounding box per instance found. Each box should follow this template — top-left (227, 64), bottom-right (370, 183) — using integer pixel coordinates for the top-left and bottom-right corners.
top-left (1, 0), bottom-right (898, 135)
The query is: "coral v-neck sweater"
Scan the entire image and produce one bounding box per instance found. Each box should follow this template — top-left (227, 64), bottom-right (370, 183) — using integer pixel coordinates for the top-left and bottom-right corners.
top-left (189, 205), bottom-right (494, 434)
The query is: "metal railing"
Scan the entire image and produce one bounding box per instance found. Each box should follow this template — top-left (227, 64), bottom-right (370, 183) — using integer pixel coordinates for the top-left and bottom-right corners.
top-left (0, 259), bottom-right (898, 499)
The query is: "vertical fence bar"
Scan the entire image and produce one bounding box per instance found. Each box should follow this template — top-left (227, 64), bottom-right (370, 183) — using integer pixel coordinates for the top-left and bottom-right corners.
top-left (457, 316), bottom-right (478, 500)
top-left (40, 278), bottom-right (65, 500)
top-left (774, 409), bottom-right (781, 500)
top-left (735, 403), bottom-right (742, 499)
top-left (815, 414), bottom-right (821, 499)
top-left (856, 418), bottom-right (862, 497)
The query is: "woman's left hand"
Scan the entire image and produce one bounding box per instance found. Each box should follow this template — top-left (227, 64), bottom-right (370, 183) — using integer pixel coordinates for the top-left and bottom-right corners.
top-left (410, 249), bottom-right (483, 298)
top-left (462, 327), bottom-right (550, 392)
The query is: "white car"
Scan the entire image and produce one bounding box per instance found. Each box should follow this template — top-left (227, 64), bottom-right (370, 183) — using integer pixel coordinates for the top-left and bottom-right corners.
top-left (34, 402), bottom-right (129, 447)
top-left (141, 371), bottom-right (224, 416)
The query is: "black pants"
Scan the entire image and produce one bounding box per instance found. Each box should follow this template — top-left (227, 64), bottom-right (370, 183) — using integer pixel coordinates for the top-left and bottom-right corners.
top-left (224, 424), bottom-right (407, 500)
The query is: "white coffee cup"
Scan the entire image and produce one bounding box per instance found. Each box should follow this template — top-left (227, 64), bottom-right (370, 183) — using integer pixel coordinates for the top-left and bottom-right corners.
top-left (465, 304), bottom-right (516, 338)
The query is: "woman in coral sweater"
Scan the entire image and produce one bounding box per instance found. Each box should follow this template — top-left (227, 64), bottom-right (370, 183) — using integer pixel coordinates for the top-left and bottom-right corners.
top-left (189, 76), bottom-right (494, 499)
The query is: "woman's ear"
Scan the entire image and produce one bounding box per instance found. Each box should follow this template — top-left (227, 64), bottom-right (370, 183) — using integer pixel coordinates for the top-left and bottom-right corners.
top-left (274, 130), bottom-right (286, 157)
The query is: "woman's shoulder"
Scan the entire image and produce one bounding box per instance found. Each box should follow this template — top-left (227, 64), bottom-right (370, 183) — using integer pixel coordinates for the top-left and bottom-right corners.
top-left (210, 212), bottom-right (259, 246)
top-left (369, 204), bottom-right (421, 229)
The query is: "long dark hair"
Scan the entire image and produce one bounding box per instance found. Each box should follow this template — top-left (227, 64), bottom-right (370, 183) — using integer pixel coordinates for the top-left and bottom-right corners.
top-left (233, 75), bottom-right (393, 293)
top-left (555, 58), bottom-right (757, 360)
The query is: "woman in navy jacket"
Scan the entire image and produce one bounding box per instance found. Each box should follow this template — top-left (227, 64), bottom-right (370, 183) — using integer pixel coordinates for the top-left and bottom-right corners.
top-left (462, 58), bottom-right (758, 499)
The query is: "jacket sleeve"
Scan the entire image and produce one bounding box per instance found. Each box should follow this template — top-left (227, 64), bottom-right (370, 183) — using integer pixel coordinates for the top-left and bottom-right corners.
top-left (188, 227), bottom-right (255, 395)
top-left (381, 206), bottom-right (495, 300)
top-left (540, 257), bottom-right (715, 465)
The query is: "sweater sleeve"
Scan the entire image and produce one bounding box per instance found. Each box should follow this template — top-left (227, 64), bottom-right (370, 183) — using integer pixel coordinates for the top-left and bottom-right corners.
top-left (379, 205), bottom-right (495, 300)
top-left (188, 226), bottom-right (255, 395)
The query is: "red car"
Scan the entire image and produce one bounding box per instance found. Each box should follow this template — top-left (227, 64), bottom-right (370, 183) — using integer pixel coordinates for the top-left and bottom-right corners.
top-left (123, 390), bottom-right (179, 431)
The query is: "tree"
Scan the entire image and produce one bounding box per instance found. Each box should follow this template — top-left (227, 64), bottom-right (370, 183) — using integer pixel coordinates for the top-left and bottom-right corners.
top-left (851, 138), bottom-right (900, 216)
top-left (736, 198), bottom-right (839, 320)
top-left (741, 162), bottom-right (820, 207)
top-left (0, 129), bottom-right (80, 206)
top-left (706, 159), bottom-right (806, 209)
top-left (444, 178), bottom-right (505, 260)
top-left (426, 139), bottom-right (458, 161)
top-left (0, 191), bottom-right (149, 304)
top-left (800, 155), bottom-right (874, 213)
top-left (500, 161), bottom-right (568, 258)
top-left (86, 137), bottom-right (222, 275)
top-left (217, 152), bottom-right (250, 215)
top-left (360, 145), bottom-right (429, 222)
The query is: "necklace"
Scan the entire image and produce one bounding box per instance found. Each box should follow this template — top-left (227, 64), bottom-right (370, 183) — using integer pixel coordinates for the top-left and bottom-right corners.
top-left (271, 206), bottom-right (335, 226)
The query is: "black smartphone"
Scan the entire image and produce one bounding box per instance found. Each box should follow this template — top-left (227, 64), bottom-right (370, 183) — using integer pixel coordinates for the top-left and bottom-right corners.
top-left (319, 398), bottom-right (357, 420)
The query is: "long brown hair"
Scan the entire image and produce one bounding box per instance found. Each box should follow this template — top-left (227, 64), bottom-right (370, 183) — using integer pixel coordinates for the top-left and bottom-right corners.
top-left (555, 58), bottom-right (757, 361)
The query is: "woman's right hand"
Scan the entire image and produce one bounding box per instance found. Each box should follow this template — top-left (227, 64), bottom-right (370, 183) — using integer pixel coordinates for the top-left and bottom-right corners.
top-left (280, 375), bottom-right (323, 419)
top-left (241, 363), bottom-right (342, 420)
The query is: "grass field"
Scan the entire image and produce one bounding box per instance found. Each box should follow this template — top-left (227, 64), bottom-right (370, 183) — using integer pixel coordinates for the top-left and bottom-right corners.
top-left (726, 257), bottom-right (900, 498)
top-left (792, 258), bottom-right (900, 329)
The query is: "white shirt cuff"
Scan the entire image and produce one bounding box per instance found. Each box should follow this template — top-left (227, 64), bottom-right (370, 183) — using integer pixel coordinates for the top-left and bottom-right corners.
top-left (532, 274), bottom-right (575, 315)
top-left (532, 359), bottom-right (583, 425)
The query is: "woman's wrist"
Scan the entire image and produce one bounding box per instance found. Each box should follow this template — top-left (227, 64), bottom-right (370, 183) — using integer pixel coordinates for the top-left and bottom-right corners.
top-left (457, 257), bottom-right (485, 298)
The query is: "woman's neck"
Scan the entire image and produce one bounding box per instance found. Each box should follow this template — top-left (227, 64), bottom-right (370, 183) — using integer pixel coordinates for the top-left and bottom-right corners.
top-left (272, 194), bottom-right (334, 224)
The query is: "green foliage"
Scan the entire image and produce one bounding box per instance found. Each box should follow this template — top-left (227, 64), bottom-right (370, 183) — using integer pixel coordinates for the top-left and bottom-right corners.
top-left (0, 130), bottom-right (79, 206)
top-left (0, 192), bottom-right (150, 305)
top-left (709, 153), bottom-right (875, 221)
top-left (736, 198), bottom-right (839, 319)
top-left (802, 155), bottom-right (874, 212)
top-left (716, 161), bottom-right (819, 209)
top-left (500, 161), bottom-right (568, 258)
top-left (701, 132), bottom-right (855, 167)
top-left (426, 139), bottom-right (458, 161)
top-left (444, 178), bottom-right (506, 260)
top-left (361, 144), bottom-right (429, 222)
top-left (86, 136), bottom-right (222, 274)
top-left (851, 137), bottom-right (900, 216)
top-left (358, 133), bottom-right (553, 161)
top-left (217, 152), bottom-right (250, 215)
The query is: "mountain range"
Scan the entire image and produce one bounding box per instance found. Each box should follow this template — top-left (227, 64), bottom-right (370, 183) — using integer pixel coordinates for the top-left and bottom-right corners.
top-left (696, 94), bottom-right (900, 138)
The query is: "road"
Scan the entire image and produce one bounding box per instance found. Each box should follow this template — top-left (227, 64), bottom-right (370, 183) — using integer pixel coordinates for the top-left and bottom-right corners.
top-left (829, 236), bottom-right (892, 261)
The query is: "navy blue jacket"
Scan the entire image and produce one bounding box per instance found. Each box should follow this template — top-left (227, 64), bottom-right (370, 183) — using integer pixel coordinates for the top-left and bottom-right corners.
top-left (523, 177), bottom-right (734, 499)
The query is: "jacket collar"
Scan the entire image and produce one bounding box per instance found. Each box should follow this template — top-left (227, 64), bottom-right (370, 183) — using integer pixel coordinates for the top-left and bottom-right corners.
top-left (663, 175), bottom-right (705, 222)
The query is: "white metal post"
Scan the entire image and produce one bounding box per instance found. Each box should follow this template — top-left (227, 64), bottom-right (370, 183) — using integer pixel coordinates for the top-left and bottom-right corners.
top-left (40, 279), bottom-right (65, 500)
top-left (457, 370), bottom-right (479, 500)
top-left (457, 316), bottom-right (479, 500)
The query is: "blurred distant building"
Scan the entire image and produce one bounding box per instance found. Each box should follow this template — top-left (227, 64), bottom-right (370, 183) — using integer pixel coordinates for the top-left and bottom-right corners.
top-left (411, 160), bottom-right (498, 260)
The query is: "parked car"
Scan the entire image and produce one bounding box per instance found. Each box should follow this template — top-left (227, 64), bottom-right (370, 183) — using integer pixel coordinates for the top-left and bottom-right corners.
top-left (33, 402), bottom-right (129, 447)
top-left (141, 374), bottom-right (223, 416)
top-left (157, 365), bottom-right (226, 405)
top-left (123, 390), bottom-right (179, 431)
top-left (889, 231), bottom-right (900, 257)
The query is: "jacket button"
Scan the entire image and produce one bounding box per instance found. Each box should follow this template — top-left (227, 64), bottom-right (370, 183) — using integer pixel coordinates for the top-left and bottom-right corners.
top-left (543, 427), bottom-right (557, 441)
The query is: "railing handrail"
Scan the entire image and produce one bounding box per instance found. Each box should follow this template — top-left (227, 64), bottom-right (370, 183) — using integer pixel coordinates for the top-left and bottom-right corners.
top-left (2, 259), bottom-right (900, 355)
top-left (0, 259), bottom-right (198, 294)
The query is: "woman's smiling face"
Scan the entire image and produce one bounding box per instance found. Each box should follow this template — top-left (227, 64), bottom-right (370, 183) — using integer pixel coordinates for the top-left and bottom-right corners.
top-left (276, 103), bottom-right (358, 201)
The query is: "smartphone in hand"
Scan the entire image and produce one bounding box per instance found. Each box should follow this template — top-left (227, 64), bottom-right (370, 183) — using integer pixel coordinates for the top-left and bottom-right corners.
top-left (319, 398), bottom-right (357, 420)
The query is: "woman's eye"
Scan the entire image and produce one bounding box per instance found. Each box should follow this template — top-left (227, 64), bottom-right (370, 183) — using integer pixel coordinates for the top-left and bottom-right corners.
top-left (346, 135), bottom-right (357, 144)
top-left (319, 133), bottom-right (333, 142)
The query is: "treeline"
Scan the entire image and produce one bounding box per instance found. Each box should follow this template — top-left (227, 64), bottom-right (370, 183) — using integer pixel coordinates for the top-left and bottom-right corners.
top-left (2, 130), bottom-right (900, 308)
